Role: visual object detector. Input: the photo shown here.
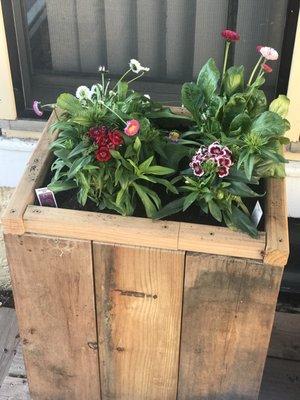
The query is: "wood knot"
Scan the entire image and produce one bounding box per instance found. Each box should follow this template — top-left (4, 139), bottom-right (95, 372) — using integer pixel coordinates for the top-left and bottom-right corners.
top-left (116, 347), bottom-right (125, 352)
top-left (32, 209), bottom-right (42, 213)
top-left (87, 342), bottom-right (98, 350)
top-left (10, 209), bottom-right (16, 214)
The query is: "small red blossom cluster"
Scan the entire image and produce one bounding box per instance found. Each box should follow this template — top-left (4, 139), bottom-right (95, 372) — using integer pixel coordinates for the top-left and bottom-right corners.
top-left (221, 29), bottom-right (240, 42)
top-left (189, 142), bottom-right (233, 178)
top-left (88, 125), bottom-right (123, 162)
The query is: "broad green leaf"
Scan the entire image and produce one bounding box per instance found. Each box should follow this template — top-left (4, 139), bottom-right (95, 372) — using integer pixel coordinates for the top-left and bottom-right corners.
top-left (247, 89), bottom-right (267, 118)
top-left (132, 183), bottom-right (157, 218)
top-left (251, 111), bottom-right (286, 137)
top-left (118, 81), bottom-right (128, 101)
top-left (56, 93), bottom-right (83, 115)
top-left (133, 136), bottom-right (142, 153)
top-left (244, 153), bottom-right (256, 180)
top-left (229, 113), bottom-right (252, 134)
top-left (144, 165), bottom-right (175, 176)
top-left (269, 95), bottom-right (290, 118)
top-left (68, 156), bottom-right (92, 179)
top-left (139, 156), bottom-right (154, 172)
top-left (228, 181), bottom-right (263, 197)
top-left (181, 82), bottom-right (204, 116)
top-left (183, 192), bottom-right (199, 211)
top-left (222, 94), bottom-right (247, 129)
top-left (153, 197), bottom-right (185, 219)
top-left (223, 66), bottom-right (244, 97)
top-left (68, 142), bottom-right (89, 158)
top-left (146, 108), bottom-right (193, 122)
top-left (196, 58), bottom-right (220, 101)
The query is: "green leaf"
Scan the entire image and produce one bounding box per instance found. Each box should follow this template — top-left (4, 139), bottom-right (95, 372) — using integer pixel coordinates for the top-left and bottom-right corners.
top-left (251, 111), bottom-right (286, 137)
top-left (48, 180), bottom-right (78, 193)
top-left (223, 66), bottom-right (244, 97)
top-left (139, 156), bottom-right (154, 172)
top-left (222, 93), bottom-right (247, 129)
top-left (144, 165), bottom-right (175, 176)
top-left (231, 205), bottom-right (258, 237)
top-left (269, 95), bottom-right (290, 118)
top-left (153, 198), bottom-right (185, 219)
top-left (147, 108), bottom-right (193, 122)
top-left (68, 156), bottom-right (92, 179)
top-left (196, 58), bottom-right (220, 101)
top-left (68, 142), bottom-right (89, 158)
top-left (56, 93), bottom-right (83, 115)
top-left (183, 192), bottom-right (199, 211)
top-left (244, 154), bottom-right (256, 180)
top-left (118, 81), bottom-right (128, 101)
top-left (247, 89), bottom-right (267, 118)
top-left (229, 113), bottom-right (252, 134)
top-left (181, 82), bottom-right (204, 116)
top-left (132, 183), bottom-right (157, 218)
top-left (228, 181), bottom-right (263, 197)
top-left (133, 136), bottom-right (142, 153)
top-left (208, 200), bottom-right (222, 222)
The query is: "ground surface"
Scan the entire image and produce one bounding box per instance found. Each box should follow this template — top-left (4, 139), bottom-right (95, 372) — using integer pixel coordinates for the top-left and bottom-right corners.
top-left (0, 187), bottom-right (14, 290)
top-left (0, 307), bottom-right (299, 399)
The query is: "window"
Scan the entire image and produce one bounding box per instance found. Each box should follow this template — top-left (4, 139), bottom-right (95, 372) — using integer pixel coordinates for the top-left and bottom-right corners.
top-left (2, 0), bottom-right (297, 118)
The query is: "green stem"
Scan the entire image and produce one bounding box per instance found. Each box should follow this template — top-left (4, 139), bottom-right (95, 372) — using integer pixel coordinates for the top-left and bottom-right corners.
top-left (127, 72), bottom-right (145, 85)
top-left (112, 69), bottom-right (131, 91)
top-left (222, 41), bottom-right (231, 80)
top-left (247, 55), bottom-right (263, 86)
top-left (99, 100), bottom-right (126, 124)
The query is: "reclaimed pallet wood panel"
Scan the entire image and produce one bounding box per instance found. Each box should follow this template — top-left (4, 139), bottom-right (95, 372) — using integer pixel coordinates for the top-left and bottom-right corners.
top-left (4, 234), bottom-right (100, 400)
top-left (178, 253), bottom-right (283, 400)
top-left (93, 243), bottom-right (185, 400)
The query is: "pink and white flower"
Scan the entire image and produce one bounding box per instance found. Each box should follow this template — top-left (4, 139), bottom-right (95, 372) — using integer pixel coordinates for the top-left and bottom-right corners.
top-left (32, 101), bottom-right (43, 117)
top-left (218, 166), bottom-right (230, 178)
top-left (259, 47), bottom-right (279, 61)
top-left (124, 119), bottom-right (140, 136)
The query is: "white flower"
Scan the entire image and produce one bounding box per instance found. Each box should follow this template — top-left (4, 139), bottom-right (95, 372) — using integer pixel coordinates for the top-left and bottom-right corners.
top-left (76, 86), bottom-right (91, 100)
top-left (259, 47), bottom-right (279, 61)
top-left (98, 65), bottom-right (108, 72)
top-left (129, 59), bottom-right (150, 74)
top-left (144, 94), bottom-right (150, 99)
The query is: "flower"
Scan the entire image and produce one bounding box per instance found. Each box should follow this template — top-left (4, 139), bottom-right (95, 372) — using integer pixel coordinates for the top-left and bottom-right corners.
top-left (76, 86), bottom-right (91, 100)
top-left (208, 142), bottom-right (225, 157)
top-left (261, 63), bottom-right (273, 73)
top-left (221, 29), bottom-right (240, 42)
top-left (32, 101), bottom-right (43, 117)
top-left (144, 94), bottom-right (151, 99)
top-left (256, 45), bottom-right (263, 53)
top-left (108, 130), bottom-right (123, 147)
top-left (189, 161), bottom-right (204, 177)
top-left (96, 146), bottom-right (111, 162)
top-left (259, 47), bottom-right (279, 61)
top-left (98, 65), bottom-right (108, 73)
top-left (124, 119), bottom-right (140, 136)
top-left (217, 156), bottom-right (232, 167)
top-left (168, 131), bottom-right (180, 143)
top-left (129, 59), bottom-right (150, 74)
top-left (218, 166), bottom-right (230, 178)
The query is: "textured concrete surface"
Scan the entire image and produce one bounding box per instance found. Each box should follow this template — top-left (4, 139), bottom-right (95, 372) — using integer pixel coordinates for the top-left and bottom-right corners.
top-left (0, 187), bottom-right (14, 289)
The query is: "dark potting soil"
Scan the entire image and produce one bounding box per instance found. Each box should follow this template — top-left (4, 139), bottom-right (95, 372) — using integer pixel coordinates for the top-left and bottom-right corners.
top-left (0, 290), bottom-right (14, 308)
top-left (38, 166), bottom-right (266, 232)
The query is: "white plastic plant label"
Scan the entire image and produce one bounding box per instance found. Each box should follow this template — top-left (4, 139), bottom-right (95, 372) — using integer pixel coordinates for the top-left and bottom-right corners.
top-left (251, 201), bottom-right (263, 228)
top-left (35, 187), bottom-right (57, 208)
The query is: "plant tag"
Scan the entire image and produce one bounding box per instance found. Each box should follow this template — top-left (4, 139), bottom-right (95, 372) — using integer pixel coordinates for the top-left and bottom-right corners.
top-left (35, 187), bottom-right (57, 207)
top-left (251, 201), bottom-right (263, 227)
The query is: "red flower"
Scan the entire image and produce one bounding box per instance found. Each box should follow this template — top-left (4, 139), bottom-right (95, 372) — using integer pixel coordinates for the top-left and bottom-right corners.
top-left (124, 119), bottom-right (140, 136)
top-left (108, 130), bottom-right (123, 147)
top-left (217, 156), bottom-right (232, 168)
top-left (221, 29), bottom-right (240, 42)
top-left (261, 63), bottom-right (273, 73)
top-left (89, 126), bottom-right (108, 144)
top-left (218, 166), bottom-right (230, 178)
top-left (96, 146), bottom-right (111, 162)
top-left (208, 142), bottom-right (224, 157)
top-left (256, 45), bottom-right (263, 53)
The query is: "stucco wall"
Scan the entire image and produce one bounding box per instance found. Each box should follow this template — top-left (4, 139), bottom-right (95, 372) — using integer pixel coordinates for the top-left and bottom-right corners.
top-left (0, 186), bottom-right (14, 289)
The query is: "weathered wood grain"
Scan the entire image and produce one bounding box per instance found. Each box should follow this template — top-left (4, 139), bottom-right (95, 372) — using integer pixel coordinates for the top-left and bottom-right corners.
top-left (178, 253), bottom-right (283, 400)
top-left (0, 308), bottom-right (19, 386)
top-left (4, 234), bottom-right (101, 400)
top-left (264, 178), bottom-right (289, 267)
top-left (93, 243), bottom-right (185, 400)
top-left (1, 112), bottom-right (59, 235)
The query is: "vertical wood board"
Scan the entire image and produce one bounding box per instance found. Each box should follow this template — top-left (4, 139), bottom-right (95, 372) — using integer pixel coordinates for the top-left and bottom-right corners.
top-left (4, 234), bottom-right (101, 400)
top-left (93, 243), bottom-right (185, 400)
top-left (178, 253), bottom-right (283, 400)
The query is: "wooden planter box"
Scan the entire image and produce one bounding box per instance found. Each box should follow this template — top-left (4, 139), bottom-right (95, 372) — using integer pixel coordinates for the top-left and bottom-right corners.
top-left (2, 113), bottom-right (289, 400)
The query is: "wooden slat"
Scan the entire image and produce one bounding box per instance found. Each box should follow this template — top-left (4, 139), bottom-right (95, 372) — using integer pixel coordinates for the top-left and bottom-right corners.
top-left (1, 112), bottom-right (58, 235)
top-left (178, 222), bottom-right (266, 260)
top-left (264, 178), bottom-right (289, 267)
top-left (4, 234), bottom-right (101, 400)
top-left (0, 308), bottom-right (19, 386)
top-left (178, 253), bottom-right (283, 400)
top-left (23, 205), bottom-right (180, 251)
top-left (93, 243), bottom-right (184, 400)
top-left (0, 376), bottom-right (30, 400)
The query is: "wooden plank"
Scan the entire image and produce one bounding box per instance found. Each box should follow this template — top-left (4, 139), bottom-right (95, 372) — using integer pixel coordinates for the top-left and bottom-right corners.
top-left (259, 357), bottom-right (300, 400)
top-left (268, 312), bottom-right (300, 361)
top-left (264, 178), bottom-right (289, 267)
top-left (0, 308), bottom-right (19, 386)
top-left (23, 206), bottom-right (180, 251)
top-left (8, 344), bottom-right (26, 378)
top-left (178, 222), bottom-right (266, 260)
top-left (178, 253), bottom-right (283, 400)
top-left (93, 243), bottom-right (184, 400)
top-left (4, 234), bottom-right (100, 400)
top-left (1, 112), bottom-right (58, 235)
top-left (22, 206), bottom-right (266, 261)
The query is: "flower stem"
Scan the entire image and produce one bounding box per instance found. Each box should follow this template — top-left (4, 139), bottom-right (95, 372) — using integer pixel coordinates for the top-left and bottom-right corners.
top-left (112, 69), bottom-right (131, 91)
top-left (222, 41), bottom-right (231, 80)
top-left (99, 100), bottom-right (126, 124)
top-left (247, 55), bottom-right (263, 86)
top-left (127, 72), bottom-right (145, 85)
